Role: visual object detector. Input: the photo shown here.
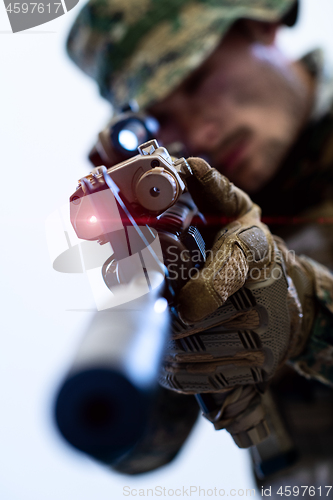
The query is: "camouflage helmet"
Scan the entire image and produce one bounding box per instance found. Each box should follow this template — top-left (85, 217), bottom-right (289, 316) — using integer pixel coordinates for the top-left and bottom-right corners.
top-left (67, 0), bottom-right (298, 111)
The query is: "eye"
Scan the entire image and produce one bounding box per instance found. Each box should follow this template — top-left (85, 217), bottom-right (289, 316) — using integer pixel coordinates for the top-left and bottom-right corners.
top-left (151, 111), bottom-right (170, 128)
top-left (182, 67), bottom-right (210, 95)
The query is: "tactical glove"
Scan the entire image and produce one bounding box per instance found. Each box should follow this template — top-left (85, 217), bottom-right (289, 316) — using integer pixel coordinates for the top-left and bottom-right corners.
top-left (159, 158), bottom-right (317, 447)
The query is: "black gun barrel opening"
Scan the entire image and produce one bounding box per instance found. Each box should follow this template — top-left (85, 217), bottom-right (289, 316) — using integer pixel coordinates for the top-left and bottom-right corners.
top-left (55, 367), bottom-right (151, 463)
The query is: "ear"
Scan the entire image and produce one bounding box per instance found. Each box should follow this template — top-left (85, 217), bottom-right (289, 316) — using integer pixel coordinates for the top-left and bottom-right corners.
top-left (242, 19), bottom-right (280, 45)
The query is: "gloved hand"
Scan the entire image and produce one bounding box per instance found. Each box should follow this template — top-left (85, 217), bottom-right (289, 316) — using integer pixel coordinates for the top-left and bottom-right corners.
top-left (159, 157), bottom-right (317, 447)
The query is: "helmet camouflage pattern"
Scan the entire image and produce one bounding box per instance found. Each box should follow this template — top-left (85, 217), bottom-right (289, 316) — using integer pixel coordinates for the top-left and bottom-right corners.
top-left (67, 0), bottom-right (298, 111)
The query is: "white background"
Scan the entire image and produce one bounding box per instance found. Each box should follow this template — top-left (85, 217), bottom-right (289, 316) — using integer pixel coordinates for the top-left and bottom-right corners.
top-left (1, 1), bottom-right (333, 499)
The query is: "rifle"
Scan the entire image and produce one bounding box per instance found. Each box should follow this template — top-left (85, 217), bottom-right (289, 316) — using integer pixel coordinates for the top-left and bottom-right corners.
top-left (54, 110), bottom-right (297, 476)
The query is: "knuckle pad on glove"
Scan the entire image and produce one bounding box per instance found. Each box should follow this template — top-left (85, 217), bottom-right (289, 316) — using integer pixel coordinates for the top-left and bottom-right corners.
top-left (213, 245), bottom-right (248, 302)
top-left (238, 226), bottom-right (270, 263)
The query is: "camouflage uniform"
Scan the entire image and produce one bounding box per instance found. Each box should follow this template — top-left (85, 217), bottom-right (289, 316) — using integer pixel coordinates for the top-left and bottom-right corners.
top-left (249, 51), bottom-right (333, 492)
top-left (252, 50), bottom-right (333, 385)
top-left (66, 0), bottom-right (333, 475)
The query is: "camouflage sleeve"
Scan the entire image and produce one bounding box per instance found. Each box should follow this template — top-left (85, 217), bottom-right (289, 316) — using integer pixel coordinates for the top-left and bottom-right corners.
top-left (289, 256), bottom-right (333, 387)
top-left (111, 386), bottom-right (200, 475)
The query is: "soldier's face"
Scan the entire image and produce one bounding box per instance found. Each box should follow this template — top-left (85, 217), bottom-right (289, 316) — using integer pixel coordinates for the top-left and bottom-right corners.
top-left (147, 24), bottom-right (309, 193)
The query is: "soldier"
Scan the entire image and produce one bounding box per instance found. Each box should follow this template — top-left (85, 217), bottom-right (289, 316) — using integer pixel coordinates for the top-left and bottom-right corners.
top-left (65, 0), bottom-right (333, 490)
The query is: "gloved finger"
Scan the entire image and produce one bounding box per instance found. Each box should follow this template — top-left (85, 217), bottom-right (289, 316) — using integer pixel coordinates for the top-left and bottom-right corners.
top-left (163, 350), bottom-right (265, 371)
top-left (178, 243), bottom-right (249, 323)
top-left (177, 203), bottom-right (273, 323)
top-left (186, 157), bottom-right (253, 218)
top-left (159, 349), bottom-right (265, 394)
